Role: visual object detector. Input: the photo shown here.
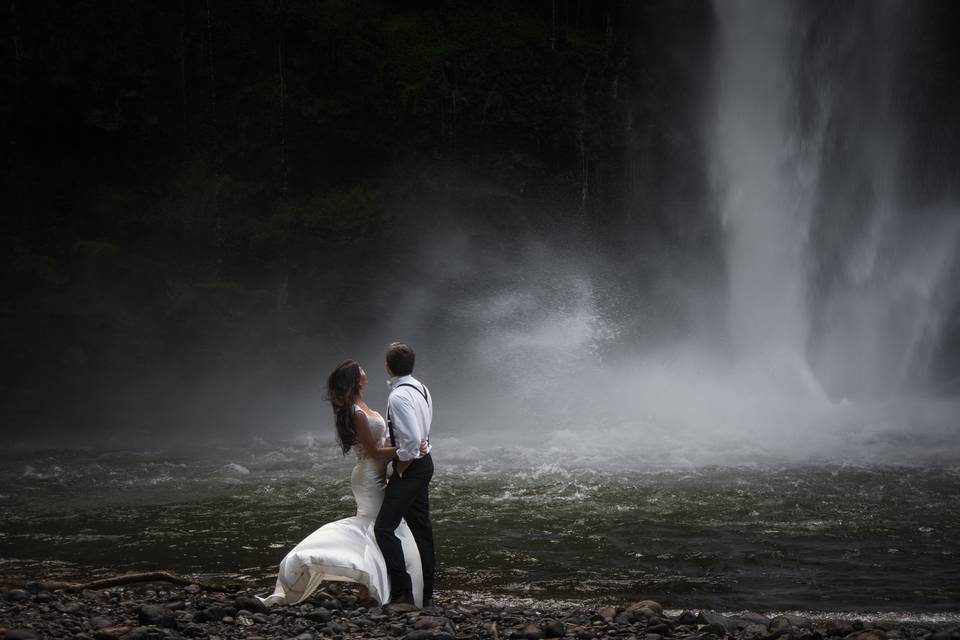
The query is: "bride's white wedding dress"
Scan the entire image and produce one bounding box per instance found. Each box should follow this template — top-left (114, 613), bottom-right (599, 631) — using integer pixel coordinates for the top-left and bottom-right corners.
top-left (259, 407), bottom-right (424, 607)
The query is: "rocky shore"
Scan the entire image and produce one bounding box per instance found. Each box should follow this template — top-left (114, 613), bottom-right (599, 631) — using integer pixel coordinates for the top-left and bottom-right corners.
top-left (2, 582), bottom-right (958, 640)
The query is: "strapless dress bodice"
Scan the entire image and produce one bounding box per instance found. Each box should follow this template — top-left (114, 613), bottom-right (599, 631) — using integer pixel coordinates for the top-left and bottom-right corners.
top-left (351, 406), bottom-right (389, 518)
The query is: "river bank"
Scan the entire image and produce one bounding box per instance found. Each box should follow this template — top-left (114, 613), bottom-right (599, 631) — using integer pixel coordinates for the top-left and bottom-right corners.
top-left (2, 580), bottom-right (958, 640)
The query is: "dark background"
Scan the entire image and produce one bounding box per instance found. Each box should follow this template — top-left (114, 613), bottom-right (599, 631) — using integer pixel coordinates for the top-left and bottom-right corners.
top-left (2, 0), bottom-right (960, 447)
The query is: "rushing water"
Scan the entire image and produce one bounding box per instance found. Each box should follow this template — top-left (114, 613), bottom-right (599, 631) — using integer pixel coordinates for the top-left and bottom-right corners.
top-left (2, 442), bottom-right (958, 619)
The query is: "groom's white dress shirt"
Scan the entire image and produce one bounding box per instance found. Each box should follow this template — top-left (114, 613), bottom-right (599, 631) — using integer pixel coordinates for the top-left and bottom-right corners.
top-left (387, 374), bottom-right (433, 462)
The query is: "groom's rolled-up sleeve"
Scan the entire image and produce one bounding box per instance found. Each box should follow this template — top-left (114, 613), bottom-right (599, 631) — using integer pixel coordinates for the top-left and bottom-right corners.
top-left (388, 394), bottom-right (421, 461)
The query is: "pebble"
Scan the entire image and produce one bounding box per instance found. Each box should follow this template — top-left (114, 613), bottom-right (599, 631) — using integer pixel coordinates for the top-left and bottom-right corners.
top-left (677, 612), bottom-right (699, 626)
top-left (0, 583), bottom-right (952, 640)
top-left (235, 595), bottom-right (269, 614)
top-left (827, 621), bottom-right (855, 636)
top-left (599, 607), bottom-right (619, 621)
top-left (769, 615), bottom-right (813, 631)
top-left (628, 601), bottom-right (664, 617)
top-left (306, 607), bottom-right (333, 622)
top-left (737, 613), bottom-right (770, 627)
top-left (544, 620), bottom-right (566, 638)
top-left (89, 615), bottom-right (114, 629)
top-left (697, 611), bottom-right (737, 633)
top-left (139, 603), bottom-right (178, 628)
top-left (414, 615), bottom-right (449, 630)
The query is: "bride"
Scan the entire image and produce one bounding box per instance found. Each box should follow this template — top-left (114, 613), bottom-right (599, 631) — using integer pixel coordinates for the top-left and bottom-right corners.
top-left (259, 360), bottom-right (426, 607)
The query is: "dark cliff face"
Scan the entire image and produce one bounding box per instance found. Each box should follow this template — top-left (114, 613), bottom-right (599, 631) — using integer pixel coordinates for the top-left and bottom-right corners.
top-left (0, 0), bottom-right (717, 443)
top-left (1, 1), bottom-right (959, 444)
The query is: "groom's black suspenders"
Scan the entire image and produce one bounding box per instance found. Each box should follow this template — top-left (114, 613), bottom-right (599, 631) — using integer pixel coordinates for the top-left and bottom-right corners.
top-left (386, 383), bottom-right (430, 448)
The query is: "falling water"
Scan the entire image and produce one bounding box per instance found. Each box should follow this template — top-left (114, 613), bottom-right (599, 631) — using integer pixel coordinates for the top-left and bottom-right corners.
top-left (711, 0), bottom-right (960, 403)
top-left (712, 2), bottom-right (812, 359)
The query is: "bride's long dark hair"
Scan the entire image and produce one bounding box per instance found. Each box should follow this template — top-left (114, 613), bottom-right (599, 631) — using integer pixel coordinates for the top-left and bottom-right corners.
top-left (327, 359), bottom-right (362, 455)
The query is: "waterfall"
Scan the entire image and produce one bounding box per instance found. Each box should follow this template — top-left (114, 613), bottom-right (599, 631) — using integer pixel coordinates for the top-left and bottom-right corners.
top-left (711, 0), bottom-right (960, 400)
top-left (712, 1), bottom-right (812, 357)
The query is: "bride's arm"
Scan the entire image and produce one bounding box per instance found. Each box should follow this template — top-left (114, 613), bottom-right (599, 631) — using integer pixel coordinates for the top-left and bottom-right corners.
top-left (351, 412), bottom-right (397, 460)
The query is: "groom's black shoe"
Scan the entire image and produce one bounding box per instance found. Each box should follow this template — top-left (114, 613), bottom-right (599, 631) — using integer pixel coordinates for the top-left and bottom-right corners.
top-left (383, 591), bottom-right (417, 614)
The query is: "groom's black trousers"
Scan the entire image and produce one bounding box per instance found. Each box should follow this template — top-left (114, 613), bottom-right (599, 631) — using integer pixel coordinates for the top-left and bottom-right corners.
top-left (374, 453), bottom-right (435, 602)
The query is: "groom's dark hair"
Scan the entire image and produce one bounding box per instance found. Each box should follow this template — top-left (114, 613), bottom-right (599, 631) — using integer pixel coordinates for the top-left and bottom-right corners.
top-left (386, 342), bottom-right (415, 376)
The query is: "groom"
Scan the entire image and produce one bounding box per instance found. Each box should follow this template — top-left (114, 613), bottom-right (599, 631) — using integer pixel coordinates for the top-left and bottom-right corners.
top-left (375, 341), bottom-right (435, 610)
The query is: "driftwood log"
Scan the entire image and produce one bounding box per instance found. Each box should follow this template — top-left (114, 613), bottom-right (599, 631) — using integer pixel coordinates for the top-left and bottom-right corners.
top-left (28, 571), bottom-right (241, 593)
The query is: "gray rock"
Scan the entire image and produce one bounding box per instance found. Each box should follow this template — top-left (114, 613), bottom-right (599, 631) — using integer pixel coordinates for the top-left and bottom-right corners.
top-left (628, 601), bottom-right (665, 617)
top-left (736, 613), bottom-right (771, 628)
top-left (405, 632), bottom-right (435, 640)
top-left (325, 621), bottom-right (348, 634)
top-left (599, 607), bottom-right (619, 621)
top-left (320, 598), bottom-right (342, 610)
top-left (544, 620), bottom-right (566, 638)
top-left (94, 626), bottom-right (132, 640)
top-left (414, 616), bottom-right (450, 630)
top-left (697, 612), bottom-right (736, 633)
top-left (182, 623), bottom-right (209, 638)
top-left (702, 623), bottom-right (727, 636)
top-left (677, 612), bottom-right (699, 626)
top-left (4, 630), bottom-right (40, 640)
top-left (90, 616), bottom-right (114, 629)
top-left (296, 633), bottom-right (315, 640)
top-left (198, 605), bottom-right (227, 622)
top-left (769, 615), bottom-right (813, 631)
top-left (6, 589), bottom-right (33, 602)
top-left (826, 621), bottom-right (855, 637)
top-left (139, 604), bottom-right (178, 629)
top-left (519, 623), bottom-right (546, 640)
top-left (57, 601), bottom-right (86, 614)
top-left (649, 623), bottom-right (673, 637)
top-left (306, 607), bottom-right (332, 623)
top-left (235, 596), bottom-right (269, 614)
